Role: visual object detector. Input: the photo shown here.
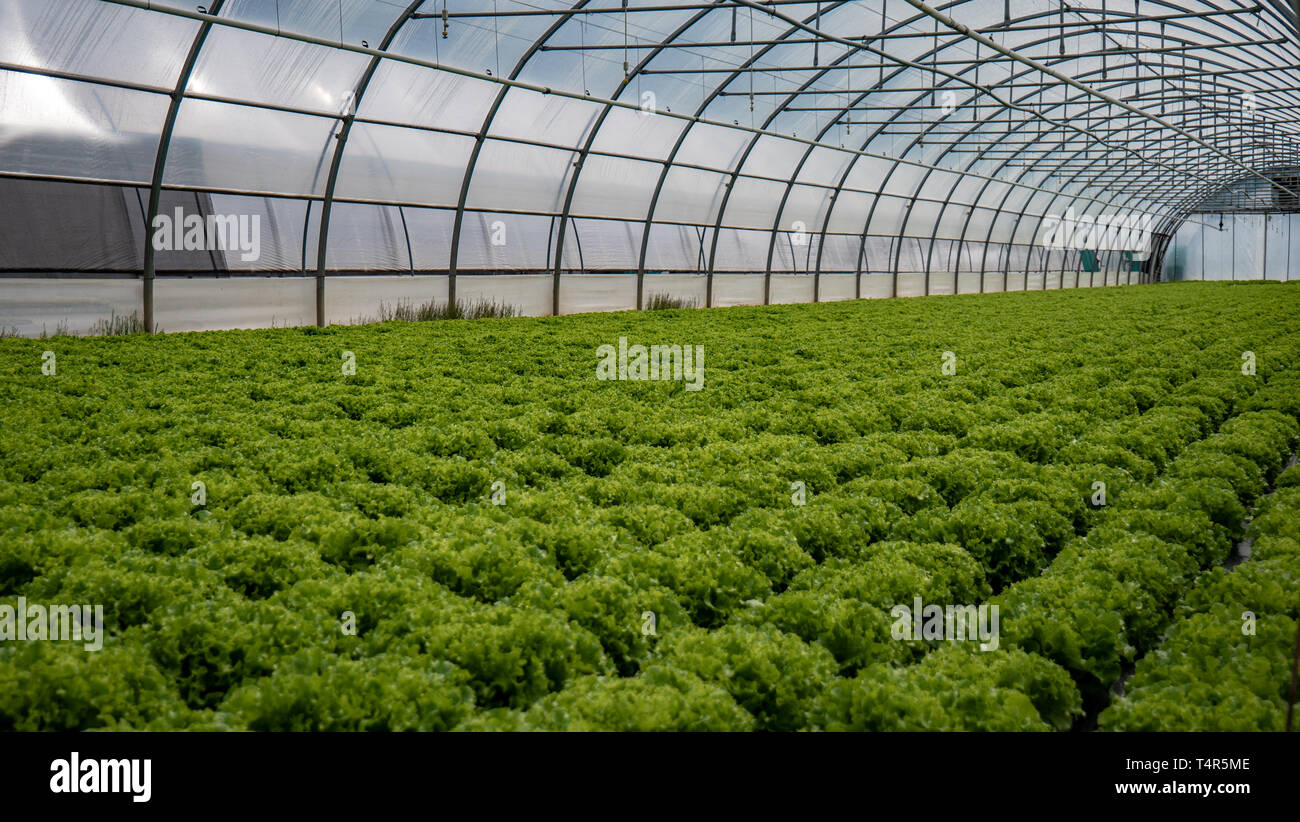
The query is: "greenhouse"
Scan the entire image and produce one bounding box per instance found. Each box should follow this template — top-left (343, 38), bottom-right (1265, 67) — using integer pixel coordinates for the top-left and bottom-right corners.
top-left (2, 0), bottom-right (1300, 752)
top-left (1, 0), bottom-right (1297, 333)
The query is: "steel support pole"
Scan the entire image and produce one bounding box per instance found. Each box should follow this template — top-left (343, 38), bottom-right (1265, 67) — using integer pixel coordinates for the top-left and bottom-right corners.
top-left (140, 0), bottom-right (226, 334)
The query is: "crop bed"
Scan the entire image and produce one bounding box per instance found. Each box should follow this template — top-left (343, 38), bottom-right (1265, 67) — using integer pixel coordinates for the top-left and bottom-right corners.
top-left (2, 281), bottom-right (1299, 731)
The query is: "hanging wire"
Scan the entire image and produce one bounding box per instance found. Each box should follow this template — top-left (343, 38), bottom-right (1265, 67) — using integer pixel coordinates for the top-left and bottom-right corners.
top-left (845, 58), bottom-right (852, 137)
top-left (922, 11), bottom-right (937, 145)
top-left (580, 15), bottom-right (588, 95)
top-left (622, 0), bottom-right (630, 80)
top-left (1059, 0), bottom-right (1065, 57)
top-left (441, 0), bottom-right (448, 39)
top-left (973, 39), bottom-right (980, 147)
top-left (814, 2), bottom-right (821, 67)
top-left (492, 0), bottom-right (500, 77)
top-left (1100, 0), bottom-right (1106, 79)
top-left (1159, 19), bottom-right (1167, 116)
top-left (879, 0), bottom-right (886, 91)
top-left (748, 5), bottom-right (755, 117)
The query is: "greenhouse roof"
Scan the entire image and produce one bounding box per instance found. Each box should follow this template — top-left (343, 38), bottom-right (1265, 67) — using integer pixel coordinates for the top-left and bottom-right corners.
top-left (1, 0), bottom-right (1298, 285)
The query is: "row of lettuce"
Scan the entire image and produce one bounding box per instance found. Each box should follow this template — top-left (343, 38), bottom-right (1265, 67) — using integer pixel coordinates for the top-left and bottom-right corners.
top-left (1, 284), bottom-right (1298, 730)
top-left (1100, 460), bottom-right (1300, 731)
top-left (800, 376), bottom-right (1300, 731)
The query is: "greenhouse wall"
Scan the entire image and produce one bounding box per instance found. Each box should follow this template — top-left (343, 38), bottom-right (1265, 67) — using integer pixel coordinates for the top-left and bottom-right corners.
top-left (1163, 213), bottom-right (1300, 281)
top-left (0, 258), bottom-right (1142, 336)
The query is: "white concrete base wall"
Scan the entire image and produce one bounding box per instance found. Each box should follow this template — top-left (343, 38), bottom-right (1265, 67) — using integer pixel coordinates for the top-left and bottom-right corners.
top-left (325, 276), bottom-right (444, 326)
top-left (643, 273), bottom-right (708, 307)
top-left (160, 277), bottom-right (316, 332)
top-left (769, 274), bottom-right (815, 305)
top-left (1, 264), bottom-right (1156, 338)
top-left (818, 273), bottom-right (856, 301)
top-left (956, 272), bottom-right (981, 294)
top-left (929, 271), bottom-right (957, 296)
top-left (0, 278), bottom-right (142, 336)
top-left (895, 273), bottom-right (926, 297)
top-left (557, 274), bottom-right (637, 315)
top-left (459, 274), bottom-right (552, 316)
top-left (712, 274), bottom-right (765, 307)
top-left (860, 274), bottom-right (894, 299)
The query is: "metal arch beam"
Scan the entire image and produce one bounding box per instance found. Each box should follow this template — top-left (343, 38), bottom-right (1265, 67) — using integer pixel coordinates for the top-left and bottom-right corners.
top-left (900, 0), bottom-right (1300, 203)
top-left (926, 67), bottom-right (1165, 295)
top-left (804, 4), bottom-right (1009, 294)
top-left (842, 47), bottom-right (1018, 300)
top-left (789, 11), bottom-right (1057, 292)
top-left (900, 48), bottom-right (1177, 295)
top-left (846, 17), bottom-right (1047, 298)
top-left (926, 25), bottom-right (1274, 293)
top-left (629, 1), bottom-right (859, 308)
top-left (1158, 170), bottom-right (1281, 238)
top-left (737, 46), bottom-right (885, 301)
top-left (925, 104), bottom-right (1161, 292)
top-left (312, 0), bottom-right (426, 327)
top-left (704, 3), bottom-right (974, 306)
top-left (551, 5), bottom-right (725, 314)
top-left (754, 3), bottom-right (935, 302)
top-left (447, 2), bottom-right (595, 316)
top-left (978, 76), bottom-right (1240, 293)
top-left (910, 1), bottom-right (1300, 279)
top-left (104, 0), bottom-right (1300, 306)
top-left (140, 0), bottom-right (227, 335)
top-left (793, 3), bottom-right (1234, 302)
top-left (633, 1), bottom-right (859, 309)
top-left (971, 128), bottom-right (1166, 294)
top-left (629, 4), bottom-right (1227, 305)
top-left (920, 39), bottom-right (1062, 293)
top-left (779, 13), bottom-right (1018, 296)
top-left (814, 8), bottom-right (966, 297)
top-left (821, 11), bottom-right (1289, 296)
top-left (954, 43), bottom-right (1300, 208)
top-left (737, 3), bottom-right (1142, 300)
top-left (1053, 13), bottom-right (1300, 197)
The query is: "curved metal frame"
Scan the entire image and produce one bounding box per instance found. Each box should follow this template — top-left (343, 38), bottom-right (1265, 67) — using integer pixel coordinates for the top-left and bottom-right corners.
top-left (13, 0), bottom-right (1300, 326)
top-left (312, 0), bottom-right (428, 327)
top-left (140, 0), bottom-right (227, 333)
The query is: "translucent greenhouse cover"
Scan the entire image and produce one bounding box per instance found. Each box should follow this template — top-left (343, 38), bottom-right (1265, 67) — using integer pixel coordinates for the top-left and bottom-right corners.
top-left (0, 0), bottom-right (1297, 287)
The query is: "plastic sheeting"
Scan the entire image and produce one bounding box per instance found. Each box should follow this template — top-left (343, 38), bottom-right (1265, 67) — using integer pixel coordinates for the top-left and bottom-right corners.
top-left (0, 0), bottom-right (1296, 332)
top-left (1164, 212), bottom-right (1300, 281)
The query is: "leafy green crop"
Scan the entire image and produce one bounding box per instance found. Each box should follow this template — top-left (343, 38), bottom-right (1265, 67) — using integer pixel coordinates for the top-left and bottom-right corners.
top-left (1, 282), bottom-right (1298, 731)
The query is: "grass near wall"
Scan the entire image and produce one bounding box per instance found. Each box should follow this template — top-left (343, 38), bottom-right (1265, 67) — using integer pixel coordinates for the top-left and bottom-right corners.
top-left (1, 281), bottom-right (1298, 731)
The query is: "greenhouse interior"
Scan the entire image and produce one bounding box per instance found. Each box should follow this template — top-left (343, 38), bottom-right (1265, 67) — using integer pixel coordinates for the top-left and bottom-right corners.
top-left (3, 0), bottom-right (1300, 757)
top-left (0, 0), bottom-right (1296, 333)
